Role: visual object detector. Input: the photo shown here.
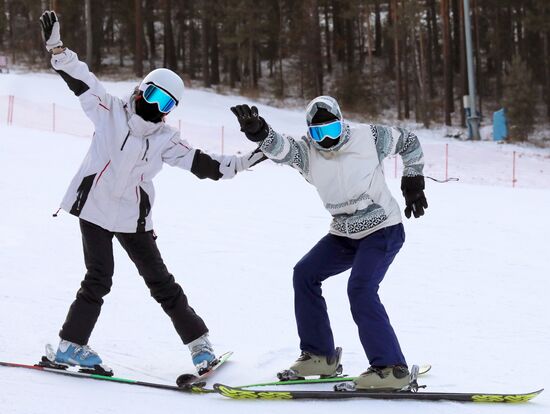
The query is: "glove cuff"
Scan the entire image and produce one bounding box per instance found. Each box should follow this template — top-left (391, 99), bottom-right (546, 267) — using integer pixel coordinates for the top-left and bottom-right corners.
top-left (401, 175), bottom-right (425, 192)
top-left (46, 40), bottom-right (64, 52)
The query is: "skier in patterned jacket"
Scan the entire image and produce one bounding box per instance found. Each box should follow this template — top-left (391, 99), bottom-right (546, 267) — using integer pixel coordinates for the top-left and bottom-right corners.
top-left (39, 11), bottom-right (265, 375)
top-left (231, 96), bottom-right (427, 391)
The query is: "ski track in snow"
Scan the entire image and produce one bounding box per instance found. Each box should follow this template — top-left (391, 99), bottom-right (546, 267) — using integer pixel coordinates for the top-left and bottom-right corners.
top-left (0, 72), bottom-right (549, 413)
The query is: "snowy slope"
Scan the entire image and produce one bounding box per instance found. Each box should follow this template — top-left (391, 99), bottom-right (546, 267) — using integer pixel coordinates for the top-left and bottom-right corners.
top-left (0, 73), bottom-right (549, 413)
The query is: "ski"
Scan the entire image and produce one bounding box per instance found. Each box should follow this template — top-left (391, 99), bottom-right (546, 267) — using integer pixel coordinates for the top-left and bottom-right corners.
top-left (176, 351), bottom-right (233, 386)
top-left (237, 363), bottom-right (431, 389)
top-left (0, 360), bottom-right (211, 394)
top-left (213, 383), bottom-right (544, 403)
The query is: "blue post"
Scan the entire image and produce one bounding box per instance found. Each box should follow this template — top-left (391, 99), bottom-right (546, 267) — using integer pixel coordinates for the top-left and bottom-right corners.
top-left (493, 109), bottom-right (508, 141)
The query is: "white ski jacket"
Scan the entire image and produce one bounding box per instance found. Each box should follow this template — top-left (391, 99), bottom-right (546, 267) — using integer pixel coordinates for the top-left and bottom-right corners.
top-left (52, 49), bottom-right (264, 233)
top-left (259, 123), bottom-right (425, 239)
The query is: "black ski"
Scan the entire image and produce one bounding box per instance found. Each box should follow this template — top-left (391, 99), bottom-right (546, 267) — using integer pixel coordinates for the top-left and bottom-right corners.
top-left (0, 360), bottom-right (211, 394)
top-left (213, 383), bottom-right (544, 403)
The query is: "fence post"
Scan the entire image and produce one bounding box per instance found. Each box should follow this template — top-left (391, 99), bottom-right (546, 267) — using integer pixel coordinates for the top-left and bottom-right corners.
top-left (221, 125), bottom-right (225, 155)
top-left (512, 151), bottom-right (517, 188)
top-left (7, 95), bottom-right (14, 125)
top-left (445, 143), bottom-right (449, 181)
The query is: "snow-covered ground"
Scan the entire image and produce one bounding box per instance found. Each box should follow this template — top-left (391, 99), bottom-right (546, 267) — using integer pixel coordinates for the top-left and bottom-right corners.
top-left (0, 72), bottom-right (549, 413)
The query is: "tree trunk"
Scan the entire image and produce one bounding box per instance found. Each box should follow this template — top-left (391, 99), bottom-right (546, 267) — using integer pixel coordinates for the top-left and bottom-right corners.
top-left (332, 0), bottom-right (345, 63)
top-left (310, 0), bottom-right (323, 95)
top-left (210, 22), bottom-right (220, 84)
top-left (495, 4), bottom-right (503, 103)
top-left (392, 0), bottom-right (402, 119)
top-left (418, 28), bottom-right (430, 128)
top-left (366, 3), bottom-right (374, 81)
top-left (201, 13), bottom-right (211, 87)
top-left (374, 0), bottom-right (382, 56)
top-left (345, 14), bottom-right (354, 72)
top-left (145, 0), bottom-right (156, 71)
top-left (441, 0), bottom-right (453, 125)
top-left (451, 0), bottom-right (461, 73)
top-left (277, 0), bottom-right (285, 97)
top-left (135, 0), bottom-right (143, 77)
top-left (545, 32), bottom-right (550, 119)
top-left (426, 0), bottom-right (435, 97)
top-left (164, 0), bottom-right (177, 71)
top-left (428, 0), bottom-right (441, 67)
top-left (324, 0), bottom-right (332, 73)
top-left (404, 30), bottom-right (410, 119)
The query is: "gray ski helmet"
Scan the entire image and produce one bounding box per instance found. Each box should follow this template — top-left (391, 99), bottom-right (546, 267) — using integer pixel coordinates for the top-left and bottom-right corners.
top-left (306, 96), bottom-right (343, 126)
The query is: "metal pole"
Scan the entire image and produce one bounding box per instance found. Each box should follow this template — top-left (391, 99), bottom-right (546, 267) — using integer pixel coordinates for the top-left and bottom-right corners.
top-left (463, 0), bottom-right (480, 140)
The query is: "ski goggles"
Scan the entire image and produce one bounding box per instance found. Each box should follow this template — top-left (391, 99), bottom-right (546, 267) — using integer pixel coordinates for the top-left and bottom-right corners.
top-left (308, 120), bottom-right (343, 142)
top-left (141, 83), bottom-right (177, 113)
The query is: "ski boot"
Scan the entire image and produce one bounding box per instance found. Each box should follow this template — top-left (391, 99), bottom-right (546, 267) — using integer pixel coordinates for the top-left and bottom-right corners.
top-left (278, 347), bottom-right (343, 381)
top-left (353, 365), bottom-right (410, 391)
top-left (188, 334), bottom-right (216, 375)
top-left (40, 341), bottom-right (113, 376)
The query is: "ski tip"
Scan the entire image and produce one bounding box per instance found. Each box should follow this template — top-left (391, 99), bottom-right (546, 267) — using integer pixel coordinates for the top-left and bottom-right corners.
top-left (419, 364), bottom-right (432, 375)
top-left (214, 383), bottom-right (295, 400)
top-left (218, 351), bottom-right (233, 361)
top-left (471, 388), bottom-right (544, 403)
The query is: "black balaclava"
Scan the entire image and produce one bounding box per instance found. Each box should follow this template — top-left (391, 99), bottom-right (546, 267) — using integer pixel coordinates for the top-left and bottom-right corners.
top-left (311, 108), bottom-right (340, 149)
top-left (135, 93), bottom-right (164, 123)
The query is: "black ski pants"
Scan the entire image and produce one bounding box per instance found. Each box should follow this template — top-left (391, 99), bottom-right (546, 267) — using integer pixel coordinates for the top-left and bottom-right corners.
top-left (60, 219), bottom-right (208, 346)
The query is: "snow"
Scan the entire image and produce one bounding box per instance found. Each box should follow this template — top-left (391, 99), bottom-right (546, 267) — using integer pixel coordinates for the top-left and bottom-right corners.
top-left (0, 72), bottom-right (549, 413)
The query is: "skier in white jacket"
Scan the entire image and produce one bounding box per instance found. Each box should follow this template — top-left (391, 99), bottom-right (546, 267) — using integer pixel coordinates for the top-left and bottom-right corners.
top-left (231, 97), bottom-right (427, 391)
top-left (39, 11), bottom-right (264, 375)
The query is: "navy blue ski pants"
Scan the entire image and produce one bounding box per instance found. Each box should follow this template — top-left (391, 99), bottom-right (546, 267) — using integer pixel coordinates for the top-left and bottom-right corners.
top-left (293, 223), bottom-right (407, 367)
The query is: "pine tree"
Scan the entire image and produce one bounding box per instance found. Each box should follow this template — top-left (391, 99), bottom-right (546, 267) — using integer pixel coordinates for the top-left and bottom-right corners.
top-left (502, 55), bottom-right (537, 142)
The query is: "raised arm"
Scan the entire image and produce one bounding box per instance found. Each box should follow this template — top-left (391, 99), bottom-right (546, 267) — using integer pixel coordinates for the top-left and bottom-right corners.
top-left (370, 124), bottom-right (428, 219)
top-left (162, 132), bottom-right (266, 180)
top-left (40, 11), bottom-right (113, 127)
top-left (230, 104), bottom-right (310, 176)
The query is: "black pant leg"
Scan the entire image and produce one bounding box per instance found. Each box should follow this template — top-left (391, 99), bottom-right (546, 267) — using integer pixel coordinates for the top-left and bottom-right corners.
top-left (60, 219), bottom-right (115, 345)
top-left (115, 231), bottom-right (208, 344)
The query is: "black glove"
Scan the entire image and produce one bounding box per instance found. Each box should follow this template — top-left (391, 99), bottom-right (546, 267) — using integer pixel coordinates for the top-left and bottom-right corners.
top-left (230, 104), bottom-right (269, 142)
top-left (39, 11), bottom-right (63, 51)
top-left (401, 175), bottom-right (428, 219)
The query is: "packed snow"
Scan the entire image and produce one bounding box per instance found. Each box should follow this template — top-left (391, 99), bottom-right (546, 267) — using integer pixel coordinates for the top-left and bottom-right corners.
top-left (0, 72), bottom-right (549, 413)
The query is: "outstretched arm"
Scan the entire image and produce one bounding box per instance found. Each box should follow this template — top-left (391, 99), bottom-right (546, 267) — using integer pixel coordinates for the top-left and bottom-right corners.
top-left (40, 11), bottom-right (113, 127)
top-left (162, 133), bottom-right (266, 180)
top-left (230, 104), bottom-right (310, 177)
top-left (370, 124), bottom-right (428, 218)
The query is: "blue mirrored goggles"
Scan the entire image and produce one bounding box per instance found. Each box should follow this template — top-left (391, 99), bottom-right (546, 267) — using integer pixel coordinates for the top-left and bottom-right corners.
top-left (308, 120), bottom-right (343, 142)
top-left (142, 84), bottom-right (177, 113)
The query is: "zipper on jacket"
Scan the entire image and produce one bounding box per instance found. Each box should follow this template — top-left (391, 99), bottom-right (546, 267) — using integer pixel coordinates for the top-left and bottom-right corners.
top-left (120, 130), bottom-right (130, 151)
top-left (141, 138), bottom-right (149, 161)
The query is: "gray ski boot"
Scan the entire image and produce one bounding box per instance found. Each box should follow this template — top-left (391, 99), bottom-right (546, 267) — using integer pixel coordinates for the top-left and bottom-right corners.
top-left (353, 365), bottom-right (410, 391)
top-left (278, 347), bottom-right (343, 381)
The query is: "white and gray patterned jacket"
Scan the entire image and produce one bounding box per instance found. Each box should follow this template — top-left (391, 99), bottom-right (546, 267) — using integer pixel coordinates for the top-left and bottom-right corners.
top-left (260, 123), bottom-right (425, 239)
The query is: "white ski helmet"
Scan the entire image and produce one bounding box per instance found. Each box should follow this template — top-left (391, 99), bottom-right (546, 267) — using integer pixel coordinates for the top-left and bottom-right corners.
top-left (305, 95), bottom-right (343, 126)
top-left (139, 68), bottom-right (184, 105)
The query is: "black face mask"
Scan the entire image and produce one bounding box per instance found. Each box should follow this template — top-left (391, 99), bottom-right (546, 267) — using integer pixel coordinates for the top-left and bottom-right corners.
top-left (135, 95), bottom-right (164, 123)
top-left (318, 137), bottom-right (340, 148)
